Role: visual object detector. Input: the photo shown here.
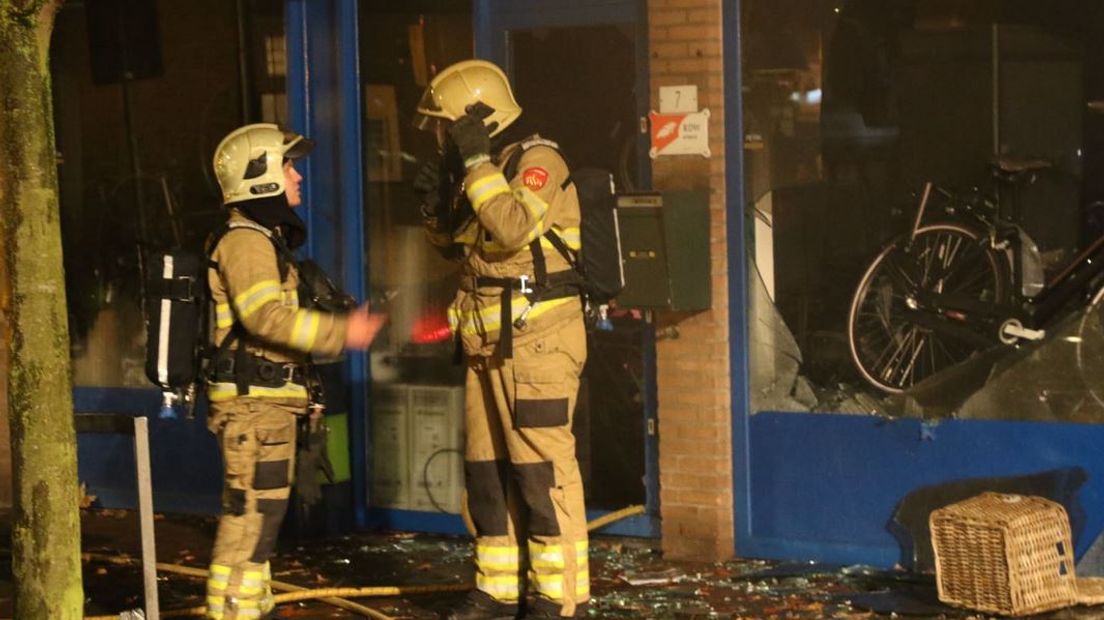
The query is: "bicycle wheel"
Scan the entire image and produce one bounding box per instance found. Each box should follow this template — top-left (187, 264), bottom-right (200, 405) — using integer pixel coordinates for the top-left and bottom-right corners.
top-left (847, 223), bottom-right (1007, 393)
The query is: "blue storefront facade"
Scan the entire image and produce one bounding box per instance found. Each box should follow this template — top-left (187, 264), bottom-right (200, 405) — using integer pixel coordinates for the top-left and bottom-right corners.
top-left (73, 0), bottom-right (1104, 569)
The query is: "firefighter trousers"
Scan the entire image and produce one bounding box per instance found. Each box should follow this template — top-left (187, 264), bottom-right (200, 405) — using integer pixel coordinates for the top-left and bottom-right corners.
top-left (464, 314), bottom-right (589, 617)
top-left (206, 399), bottom-right (299, 619)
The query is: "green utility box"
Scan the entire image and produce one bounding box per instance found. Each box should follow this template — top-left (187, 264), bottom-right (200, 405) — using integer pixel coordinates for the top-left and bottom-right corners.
top-left (615, 190), bottom-right (711, 311)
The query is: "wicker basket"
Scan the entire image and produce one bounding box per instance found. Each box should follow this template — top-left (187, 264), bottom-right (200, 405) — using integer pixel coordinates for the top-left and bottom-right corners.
top-left (930, 493), bottom-right (1077, 616)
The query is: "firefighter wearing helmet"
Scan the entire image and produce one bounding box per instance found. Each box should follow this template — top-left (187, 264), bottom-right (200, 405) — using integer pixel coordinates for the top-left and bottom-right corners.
top-left (414, 60), bottom-right (590, 619)
top-left (205, 123), bottom-right (384, 619)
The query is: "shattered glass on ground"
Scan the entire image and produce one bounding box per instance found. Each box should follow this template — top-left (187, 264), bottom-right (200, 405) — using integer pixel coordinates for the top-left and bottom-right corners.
top-left (6, 509), bottom-right (1104, 618)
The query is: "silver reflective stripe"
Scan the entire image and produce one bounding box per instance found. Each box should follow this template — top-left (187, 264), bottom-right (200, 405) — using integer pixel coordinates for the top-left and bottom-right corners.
top-left (157, 255), bottom-right (174, 385)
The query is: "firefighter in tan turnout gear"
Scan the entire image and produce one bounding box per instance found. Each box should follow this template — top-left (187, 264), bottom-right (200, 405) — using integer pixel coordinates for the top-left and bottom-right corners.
top-left (414, 60), bottom-right (590, 620)
top-left (205, 123), bottom-right (384, 619)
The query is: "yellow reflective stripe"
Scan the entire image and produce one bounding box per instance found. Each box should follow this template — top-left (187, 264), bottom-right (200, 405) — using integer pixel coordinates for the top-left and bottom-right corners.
top-left (240, 571), bottom-right (264, 595)
top-left (576, 540), bottom-right (589, 562)
top-left (476, 544), bottom-right (521, 571)
top-left (450, 296), bottom-right (576, 336)
top-left (233, 280), bottom-right (282, 319)
top-left (206, 595), bottom-right (226, 610)
top-left (447, 306), bottom-right (463, 332)
top-left (210, 564), bottom-right (233, 576)
top-left (553, 226), bottom-right (581, 250)
top-left (467, 172), bottom-right (512, 211)
top-left (291, 309), bottom-right (321, 350)
top-left (531, 573), bottom-right (564, 598)
top-left (207, 579), bottom-right (228, 592)
top-left (207, 382), bottom-right (309, 402)
top-left (215, 303), bottom-right (234, 329)
top-left (514, 186), bottom-right (549, 221)
top-left (476, 574), bottom-right (520, 601)
top-left (528, 542), bottom-right (565, 570)
top-left (235, 598), bottom-right (262, 610)
top-left (576, 572), bottom-right (590, 596)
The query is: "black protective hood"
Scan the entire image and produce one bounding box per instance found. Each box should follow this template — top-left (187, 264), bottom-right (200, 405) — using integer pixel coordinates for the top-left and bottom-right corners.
top-left (236, 194), bottom-right (307, 250)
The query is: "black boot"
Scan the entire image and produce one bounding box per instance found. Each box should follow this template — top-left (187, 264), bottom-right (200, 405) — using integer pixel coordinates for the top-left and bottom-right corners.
top-left (444, 590), bottom-right (520, 620)
top-left (520, 596), bottom-right (577, 618)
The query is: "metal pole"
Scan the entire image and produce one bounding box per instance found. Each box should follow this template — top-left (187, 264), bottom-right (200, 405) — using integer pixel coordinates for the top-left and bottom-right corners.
top-left (134, 417), bottom-right (160, 620)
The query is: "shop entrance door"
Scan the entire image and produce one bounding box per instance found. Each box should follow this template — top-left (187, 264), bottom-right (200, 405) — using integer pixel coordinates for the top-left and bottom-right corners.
top-left (475, 0), bottom-right (657, 536)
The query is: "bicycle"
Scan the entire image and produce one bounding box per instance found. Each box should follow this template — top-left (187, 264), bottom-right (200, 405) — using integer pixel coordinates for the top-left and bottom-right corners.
top-left (846, 157), bottom-right (1104, 393)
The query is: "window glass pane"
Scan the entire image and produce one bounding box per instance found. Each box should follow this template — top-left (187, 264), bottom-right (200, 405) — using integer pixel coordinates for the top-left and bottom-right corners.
top-left (744, 1), bottom-right (1104, 421)
top-left (360, 3), bottom-right (473, 513)
top-left (55, 0), bottom-right (286, 387)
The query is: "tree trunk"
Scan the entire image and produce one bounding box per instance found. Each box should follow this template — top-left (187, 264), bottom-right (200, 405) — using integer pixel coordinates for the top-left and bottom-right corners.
top-left (0, 1), bottom-right (84, 618)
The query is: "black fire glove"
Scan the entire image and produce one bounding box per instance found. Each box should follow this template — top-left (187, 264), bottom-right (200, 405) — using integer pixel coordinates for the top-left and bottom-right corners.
top-left (413, 159), bottom-right (443, 220)
top-left (447, 113), bottom-right (491, 168)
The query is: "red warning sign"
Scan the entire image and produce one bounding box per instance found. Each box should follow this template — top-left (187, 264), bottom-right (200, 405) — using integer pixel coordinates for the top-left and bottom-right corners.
top-left (648, 109), bottom-right (711, 158)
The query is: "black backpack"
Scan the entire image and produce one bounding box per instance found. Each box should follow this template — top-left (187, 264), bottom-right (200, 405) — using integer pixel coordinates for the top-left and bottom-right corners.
top-left (144, 221), bottom-right (354, 415)
top-left (502, 139), bottom-right (625, 307)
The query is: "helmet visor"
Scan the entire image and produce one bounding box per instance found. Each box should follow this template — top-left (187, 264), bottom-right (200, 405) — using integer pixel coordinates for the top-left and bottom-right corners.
top-left (282, 132), bottom-right (315, 160)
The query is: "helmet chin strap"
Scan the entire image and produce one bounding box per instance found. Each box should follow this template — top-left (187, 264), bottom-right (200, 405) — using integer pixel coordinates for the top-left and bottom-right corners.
top-left (236, 194), bottom-right (307, 250)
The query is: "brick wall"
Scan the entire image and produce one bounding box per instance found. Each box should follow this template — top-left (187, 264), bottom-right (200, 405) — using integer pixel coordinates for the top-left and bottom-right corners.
top-left (647, 0), bottom-right (734, 561)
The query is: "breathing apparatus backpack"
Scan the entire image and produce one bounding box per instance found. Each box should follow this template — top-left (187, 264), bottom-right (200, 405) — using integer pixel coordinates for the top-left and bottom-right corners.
top-left (144, 221), bottom-right (355, 417)
top-left (501, 138), bottom-right (626, 328)
top-left (144, 249), bottom-right (207, 417)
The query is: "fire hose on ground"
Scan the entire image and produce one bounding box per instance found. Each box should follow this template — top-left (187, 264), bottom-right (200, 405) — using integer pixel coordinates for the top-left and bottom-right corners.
top-left (76, 504), bottom-right (646, 619)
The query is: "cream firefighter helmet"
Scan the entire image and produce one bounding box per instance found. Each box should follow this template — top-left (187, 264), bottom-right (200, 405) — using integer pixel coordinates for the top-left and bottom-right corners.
top-left (414, 59), bottom-right (522, 137)
top-left (213, 123), bottom-right (314, 205)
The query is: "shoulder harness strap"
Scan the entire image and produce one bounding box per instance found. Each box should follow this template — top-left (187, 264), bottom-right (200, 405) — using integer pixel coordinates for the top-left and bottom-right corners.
top-left (206, 220), bottom-right (295, 282)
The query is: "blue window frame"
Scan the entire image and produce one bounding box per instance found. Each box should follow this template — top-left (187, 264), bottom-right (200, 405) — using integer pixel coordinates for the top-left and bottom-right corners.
top-left (726, 0), bottom-right (1104, 567)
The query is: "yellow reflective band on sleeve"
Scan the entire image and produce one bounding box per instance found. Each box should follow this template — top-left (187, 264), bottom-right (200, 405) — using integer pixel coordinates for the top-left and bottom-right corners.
top-left (215, 303), bottom-right (234, 329)
top-left (291, 309), bottom-right (321, 351)
top-left (467, 172), bottom-right (512, 211)
top-left (450, 296), bottom-right (576, 336)
top-left (447, 306), bottom-right (463, 333)
top-left (576, 540), bottom-right (589, 561)
top-left (552, 226), bottom-right (582, 250)
top-left (513, 186), bottom-right (550, 222)
top-left (233, 279), bottom-right (282, 319)
top-left (207, 578), bottom-right (228, 592)
top-left (482, 229), bottom-right (581, 255)
top-left (528, 541), bottom-right (565, 570)
top-left (207, 382), bottom-right (309, 403)
top-left (475, 574), bottom-right (521, 602)
top-left (476, 544), bottom-right (521, 571)
top-left (205, 594), bottom-right (226, 614)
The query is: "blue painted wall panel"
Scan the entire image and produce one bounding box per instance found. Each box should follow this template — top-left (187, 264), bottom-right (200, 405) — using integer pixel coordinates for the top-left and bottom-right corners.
top-left (746, 412), bottom-right (1104, 566)
top-left (75, 388), bottom-right (221, 514)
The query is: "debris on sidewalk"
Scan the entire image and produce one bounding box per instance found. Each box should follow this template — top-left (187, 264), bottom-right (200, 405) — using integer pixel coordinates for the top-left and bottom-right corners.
top-left (4, 509), bottom-right (1104, 618)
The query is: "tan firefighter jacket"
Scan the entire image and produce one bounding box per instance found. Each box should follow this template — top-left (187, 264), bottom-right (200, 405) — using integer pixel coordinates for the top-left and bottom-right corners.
top-left (206, 210), bottom-right (347, 405)
top-left (427, 135), bottom-right (584, 357)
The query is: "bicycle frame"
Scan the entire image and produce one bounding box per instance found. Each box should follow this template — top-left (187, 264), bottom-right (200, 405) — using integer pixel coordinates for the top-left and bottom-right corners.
top-left (907, 182), bottom-right (1104, 345)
